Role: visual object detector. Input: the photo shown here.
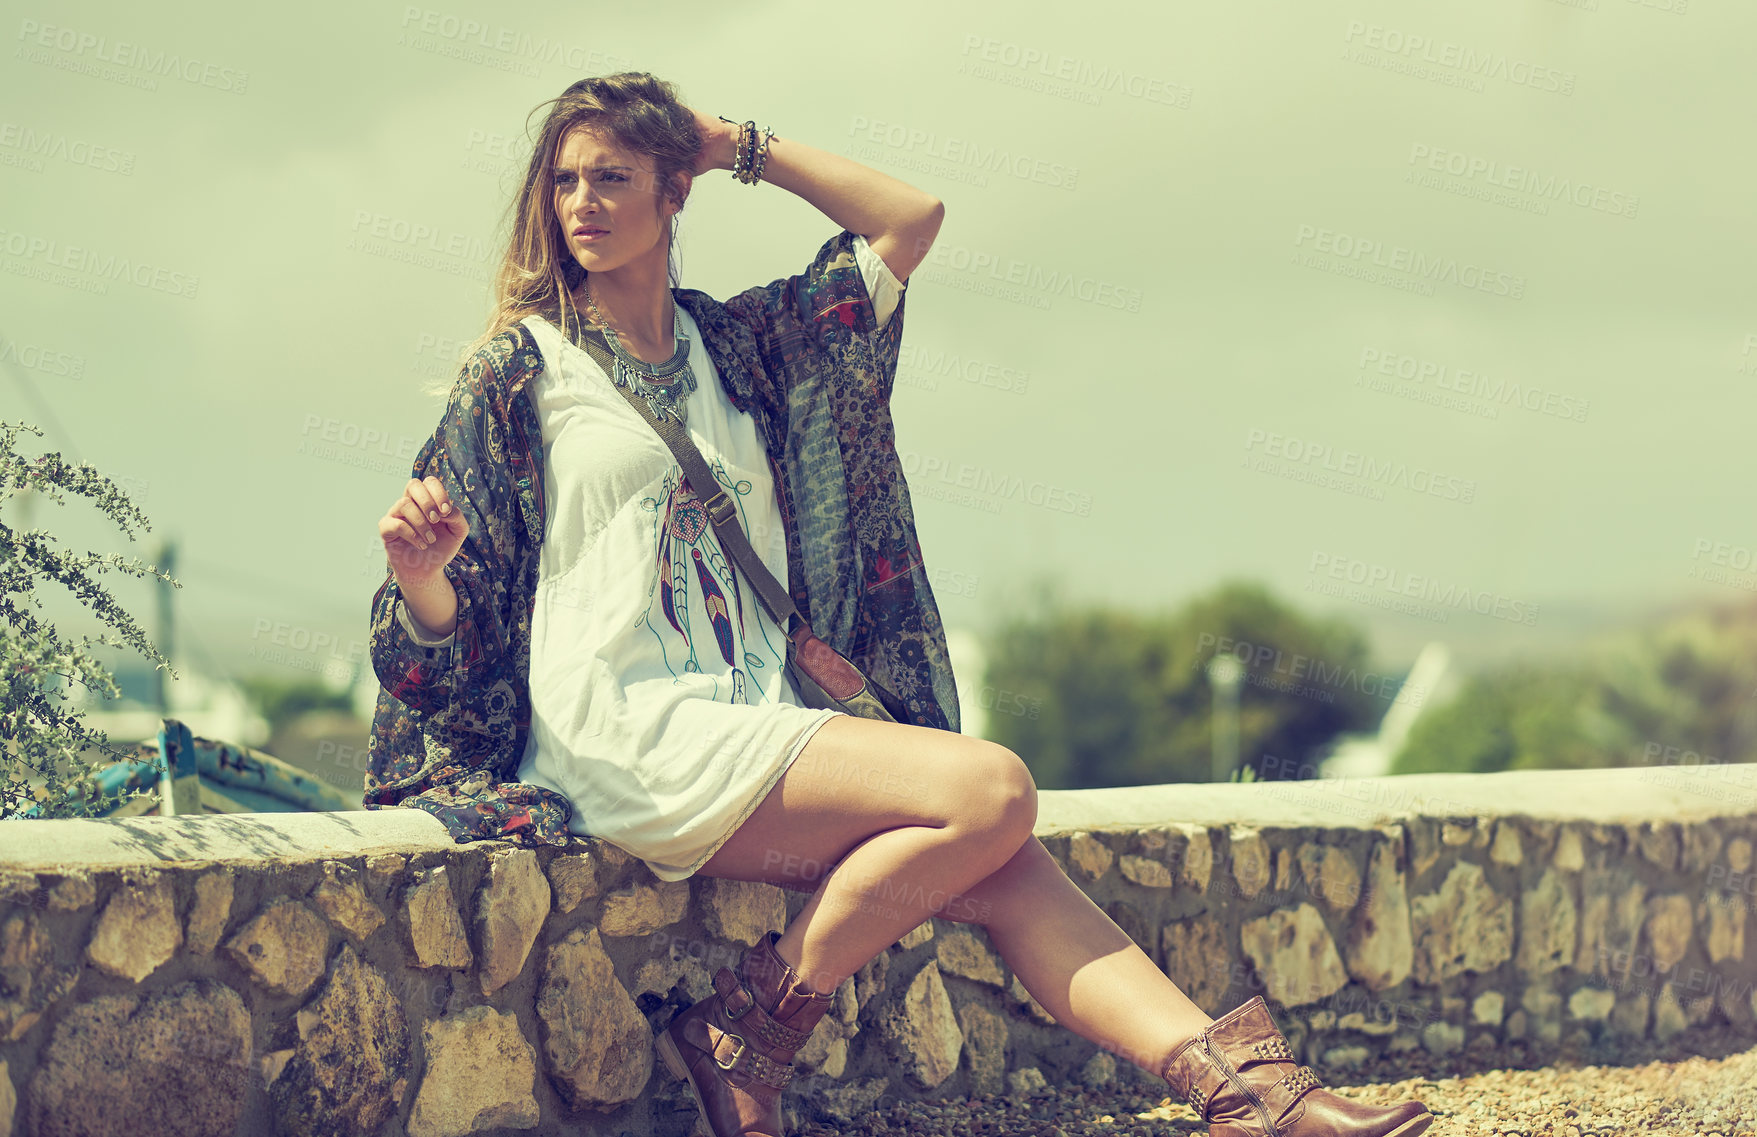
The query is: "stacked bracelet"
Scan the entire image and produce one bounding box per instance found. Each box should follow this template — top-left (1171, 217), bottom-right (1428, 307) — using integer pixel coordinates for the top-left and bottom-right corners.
top-left (717, 115), bottom-right (775, 186)
top-left (750, 126), bottom-right (774, 183)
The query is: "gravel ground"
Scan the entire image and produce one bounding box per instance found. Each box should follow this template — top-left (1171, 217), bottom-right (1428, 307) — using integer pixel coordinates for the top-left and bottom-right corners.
top-left (797, 1031), bottom-right (1757, 1137)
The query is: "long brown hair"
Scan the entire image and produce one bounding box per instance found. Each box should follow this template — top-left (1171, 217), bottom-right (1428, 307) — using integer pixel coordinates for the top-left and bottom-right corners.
top-left (453, 72), bottom-right (700, 379)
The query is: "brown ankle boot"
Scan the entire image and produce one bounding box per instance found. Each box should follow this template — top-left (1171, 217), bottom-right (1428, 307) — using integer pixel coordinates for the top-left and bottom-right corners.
top-left (654, 930), bottom-right (835, 1137)
top-left (1161, 997), bottom-right (1434, 1137)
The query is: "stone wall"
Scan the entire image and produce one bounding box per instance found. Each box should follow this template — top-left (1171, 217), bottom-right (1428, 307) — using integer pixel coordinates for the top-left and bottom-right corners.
top-left (0, 763), bottom-right (1752, 1136)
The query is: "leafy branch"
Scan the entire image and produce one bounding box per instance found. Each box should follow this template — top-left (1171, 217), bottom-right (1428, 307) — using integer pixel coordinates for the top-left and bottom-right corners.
top-left (1, 419), bottom-right (180, 819)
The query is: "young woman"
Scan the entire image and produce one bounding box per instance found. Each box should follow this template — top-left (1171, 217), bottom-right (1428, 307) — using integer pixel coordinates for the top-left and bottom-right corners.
top-left (368, 73), bottom-right (1432, 1137)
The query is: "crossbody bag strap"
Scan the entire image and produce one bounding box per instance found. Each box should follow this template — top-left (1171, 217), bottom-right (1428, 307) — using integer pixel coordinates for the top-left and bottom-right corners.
top-left (570, 326), bottom-right (815, 647)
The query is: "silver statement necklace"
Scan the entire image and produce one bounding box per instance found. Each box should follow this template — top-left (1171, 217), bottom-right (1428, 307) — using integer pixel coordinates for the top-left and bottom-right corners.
top-left (580, 279), bottom-right (698, 425)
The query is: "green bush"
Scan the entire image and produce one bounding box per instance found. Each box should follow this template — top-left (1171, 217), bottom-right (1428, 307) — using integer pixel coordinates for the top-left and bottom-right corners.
top-left (980, 577), bottom-right (1389, 787)
top-left (1, 420), bottom-right (178, 819)
top-left (1393, 599), bottom-right (1757, 774)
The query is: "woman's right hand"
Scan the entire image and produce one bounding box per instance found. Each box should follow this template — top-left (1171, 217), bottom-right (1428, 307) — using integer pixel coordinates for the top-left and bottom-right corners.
top-left (379, 475), bottom-right (469, 582)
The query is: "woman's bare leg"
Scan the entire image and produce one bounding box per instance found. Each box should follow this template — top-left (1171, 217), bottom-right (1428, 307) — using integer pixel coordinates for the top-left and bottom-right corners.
top-left (696, 713), bottom-right (1213, 1077)
top-left (937, 834), bottom-right (1215, 1074)
top-left (699, 714), bottom-right (1039, 996)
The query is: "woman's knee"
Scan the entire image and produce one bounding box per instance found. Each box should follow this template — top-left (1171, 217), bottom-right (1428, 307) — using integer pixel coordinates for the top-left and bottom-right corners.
top-left (962, 741), bottom-right (1038, 848)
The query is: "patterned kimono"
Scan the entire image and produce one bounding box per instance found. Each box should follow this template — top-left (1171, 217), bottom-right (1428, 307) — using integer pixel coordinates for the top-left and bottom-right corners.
top-left (364, 228), bottom-right (962, 847)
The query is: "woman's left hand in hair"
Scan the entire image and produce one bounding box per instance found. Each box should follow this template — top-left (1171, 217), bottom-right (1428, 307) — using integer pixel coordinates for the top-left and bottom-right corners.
top-left (686, 107), bottom-right (740, 177)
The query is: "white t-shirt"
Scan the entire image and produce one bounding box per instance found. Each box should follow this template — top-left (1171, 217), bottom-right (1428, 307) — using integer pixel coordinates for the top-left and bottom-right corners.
top-left (399, 235), bottom-right (904, 880)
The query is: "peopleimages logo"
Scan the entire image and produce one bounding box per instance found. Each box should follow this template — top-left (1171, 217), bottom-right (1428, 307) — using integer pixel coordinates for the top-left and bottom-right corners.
top-left (847, 116), bottom-right (1079, 191)
top-left (1192, 633), bottom-right (1421, 705)
top-left (1407, 144), bottom-right (1638, 218)
top-left (15, 19), bottom-right (249, 93)
top-left (0, 334), bottom-right (84, 379)
top-left (0, 228), bottom-right (200, 298)
top-left (924, 241), bottom-right (1144, 312)
top-left (395, 7), bottom-right (633, 75)
top-left (0, 123), bottom-right (135, 175)
top-left (897, 448), bottom-right (1093, 517)
top-left (1307, 552), bottom-right (1541, 626)
top-left (1243, 429), bottom-right (1478, 504)
top-left (897, 343), bottom-right (1030, 395)
top-left (1341, 21), bottom-right (1576, 96)
top-left (1294, 224), bottom-right (1526, 299)
top-left (956, 34), bottom-right (1192, 108)
top-left (1356, 347), bottom-right (1590, 424)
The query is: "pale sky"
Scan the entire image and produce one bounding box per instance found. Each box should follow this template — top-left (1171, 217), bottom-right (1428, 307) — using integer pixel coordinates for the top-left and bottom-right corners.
top-left (4, 0), bottom-right (1752, 690)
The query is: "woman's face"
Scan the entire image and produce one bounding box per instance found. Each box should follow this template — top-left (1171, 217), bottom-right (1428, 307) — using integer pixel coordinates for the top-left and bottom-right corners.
top-left (552, 125), bottom-right (679, 275)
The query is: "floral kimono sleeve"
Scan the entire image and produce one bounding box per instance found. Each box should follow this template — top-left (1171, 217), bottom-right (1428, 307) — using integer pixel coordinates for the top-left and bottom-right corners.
top-left (716, 229), bottom-right (955, 709)
top-left (364, 333), bottom-right (575, 847)
top-left (367, 365), bottom-right (518, 718)
top-left (720, 228), bottom-right (911, 426)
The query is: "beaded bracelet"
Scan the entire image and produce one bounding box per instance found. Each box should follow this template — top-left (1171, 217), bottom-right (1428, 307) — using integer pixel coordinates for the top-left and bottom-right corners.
top-left (749, 126), bottom-right (774, 184)
top-left (718, 116), bottom-right (753, 182)
top-left (717, 115), bottom-right (774, 185)
top-left (735, 120), bottom-right (753, 182)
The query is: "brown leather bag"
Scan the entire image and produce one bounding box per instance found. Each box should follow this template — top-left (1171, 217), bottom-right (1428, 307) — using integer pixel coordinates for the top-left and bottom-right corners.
top-left (568, 323), bottom-right (904, 724)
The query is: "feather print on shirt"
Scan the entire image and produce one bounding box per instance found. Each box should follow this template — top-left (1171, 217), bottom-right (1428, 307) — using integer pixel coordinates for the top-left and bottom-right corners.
top-left (691, 546), bottom-right (733, 665)
top-left (637, 462), bottom-right (780, 702)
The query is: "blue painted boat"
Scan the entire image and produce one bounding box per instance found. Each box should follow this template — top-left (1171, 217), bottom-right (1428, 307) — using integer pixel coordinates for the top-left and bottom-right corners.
top-left (21, 717), bottom-right (357, 817)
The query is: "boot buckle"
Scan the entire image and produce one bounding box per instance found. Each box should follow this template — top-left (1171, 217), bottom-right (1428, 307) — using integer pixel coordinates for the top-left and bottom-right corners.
top-left (712, 1031), bottom-right (749, 1071)
top-left (720, 976), bottom-right (756, 1020)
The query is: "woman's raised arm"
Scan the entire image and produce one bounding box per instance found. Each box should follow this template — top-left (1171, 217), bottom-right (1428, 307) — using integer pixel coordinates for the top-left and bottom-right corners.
top-left (690, 109), bottom-right (945, 282)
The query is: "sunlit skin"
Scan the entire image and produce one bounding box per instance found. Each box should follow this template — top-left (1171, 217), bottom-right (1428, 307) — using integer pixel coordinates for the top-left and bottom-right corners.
top-left (547, 112), bottom-right (1220, 1082)
top-left (383, 112), bottom-right (1218, 1089)
top-left (551, 124), bottom-right (693, 364)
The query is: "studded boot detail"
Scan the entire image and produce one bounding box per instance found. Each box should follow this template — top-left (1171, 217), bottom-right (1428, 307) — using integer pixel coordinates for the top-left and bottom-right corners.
top-left (1161, 997), bottom-right (1434, 1137)
top-left (654, 930), bottom-right (835, 1137)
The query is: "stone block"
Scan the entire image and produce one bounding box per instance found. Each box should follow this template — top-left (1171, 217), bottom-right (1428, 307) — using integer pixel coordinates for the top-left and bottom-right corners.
top-left (536, 927), bottom-right (652, 1110)
top-left (474, 849), bottom-right (550, 995)
top-left (1067, 831), bottom-right (1115, 882)
top-left (1344, 837), bottom-right (1412, 992)
top-left (309, 861), bottom-right (386, 943)
top-left (1229, 828), bottom-right (1271, 900)
top-left (25, 980), bottom-right (251, 1137)
top-left (597, 880), bottom-right (688, 937)
top-left (0, 912), bottom-right (77, 1042)
top-left (1567, 987), bottom-right (1616, 1021)
top-left (86, 878), bottom-right (181, 983)
top-left (1410, 862), bottom-right (1513, 985)
top-left (700, 877), bottom-right (786, 946)
top-left (266, 943), bottom-right (411, 1137)
top-left (1643, 893), bottom-right (1693, 974)
top-left (222, 897), bottom-right (330, 998)
top-left (1516, 869), bottom-right (1577, 977)
top-left (936, 929), bottom-right (1005, 987)
top-left (1239, 904), bottom-right (1347, 1008)
top-left (403, 867), bottom-right (473, 970)
top-left (1162, 915), bottom-right (1233, 1016)
top-left (881, 961), bottom-right (962, 1089)
top-left (1702, 892), bottom-right (1748, 963)
top-left (955, 1001), bottom-right (1007, 1097)
top-left (185, 871), bottom-right (233, 955)
top-left (406, 1005), bottom-right (539, 1137)
top-left (544, 852), bottom-right (598, 914)
top-left (1297, 844), bottom-right (1361, 912)
top-left (1552, 826), bottom-right (1587, 872)
top-left (1489, 823), bottom-right (1522, 866)
top-left (1119, 854), bottom-right (1174, 889)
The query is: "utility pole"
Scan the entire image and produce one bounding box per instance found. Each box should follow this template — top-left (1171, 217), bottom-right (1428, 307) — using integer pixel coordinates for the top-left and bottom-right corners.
top-left (1207, 654), bottom-right (1243, 782)
top-left (154, 537), bottom-right (176, 713)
